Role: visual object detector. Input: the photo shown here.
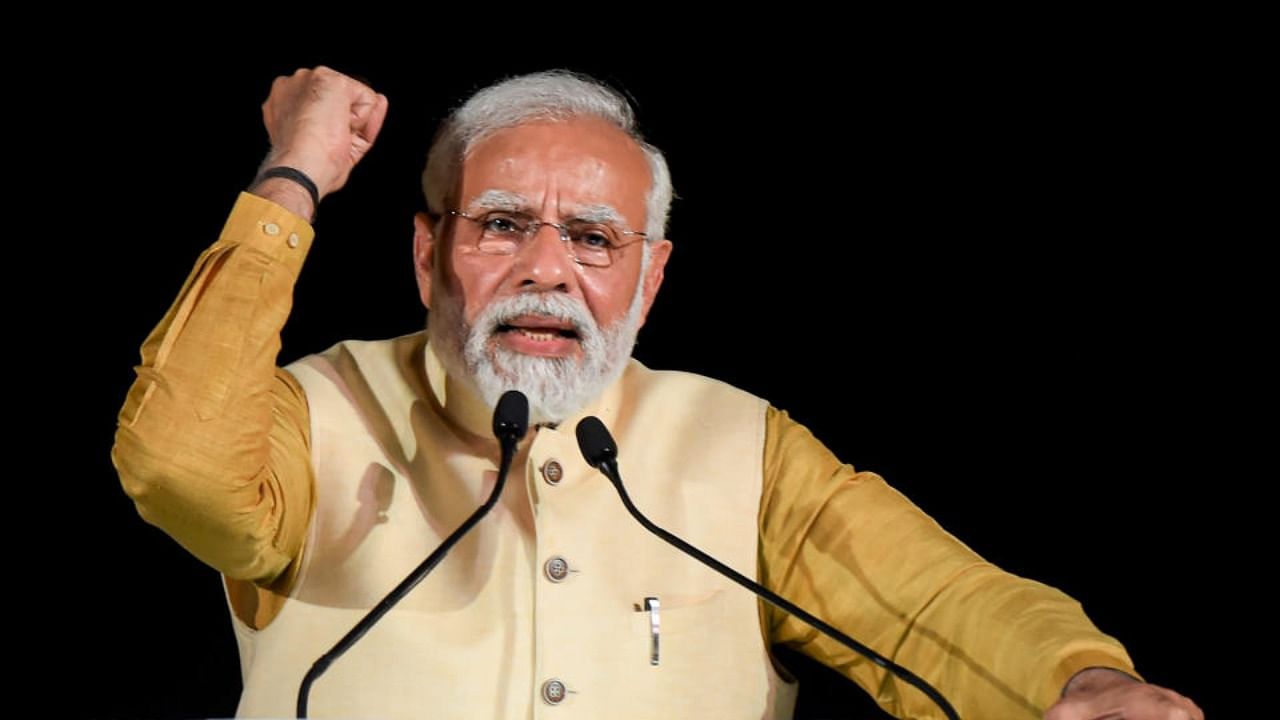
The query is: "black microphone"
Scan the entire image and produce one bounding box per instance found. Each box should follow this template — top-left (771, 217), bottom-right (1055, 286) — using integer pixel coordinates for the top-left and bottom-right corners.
top-left (575, 416), bottom-right (960, 720)
top-left (297, 390), bottom-right (529, 717)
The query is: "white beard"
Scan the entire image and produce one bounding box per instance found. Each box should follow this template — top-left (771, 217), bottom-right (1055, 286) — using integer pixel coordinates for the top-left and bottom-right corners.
top-left (428, 271), bottom-right (646, 426)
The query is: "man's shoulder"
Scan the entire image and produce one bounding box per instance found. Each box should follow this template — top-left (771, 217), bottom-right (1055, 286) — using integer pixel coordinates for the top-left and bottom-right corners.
top-left (280, 332), bottom-right (428, 404)
top-left (624, 358), bottom-right (767, 407)
top-left (284, 331), bottom-right (426, 370)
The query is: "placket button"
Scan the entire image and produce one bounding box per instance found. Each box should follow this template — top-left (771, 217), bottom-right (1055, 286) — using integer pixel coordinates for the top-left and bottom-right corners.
top-left (544, 556), bottom-right (570, 582)
top-left (541, 459), bottom-right (564, 485)
top-left (541, 678), bottom-right (567, 705)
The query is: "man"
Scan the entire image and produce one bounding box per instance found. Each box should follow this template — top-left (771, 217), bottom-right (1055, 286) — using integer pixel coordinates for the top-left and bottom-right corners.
top-left (113, 67), bottom-right (1202, 719)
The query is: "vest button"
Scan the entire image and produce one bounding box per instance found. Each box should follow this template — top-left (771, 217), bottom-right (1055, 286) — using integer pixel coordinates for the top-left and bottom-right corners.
top-left (544, 556), bottom-right (570, 582)
top-left (541, 678), bottom-right (567, 705)
top-left (541, 459), bottom-right (564, 485)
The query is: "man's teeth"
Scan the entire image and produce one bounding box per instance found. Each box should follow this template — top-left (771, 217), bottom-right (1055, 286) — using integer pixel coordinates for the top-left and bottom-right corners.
top-left (517, 328), bottom-right (560, 341)
top-left (505, 326), bottom-right (576, 341)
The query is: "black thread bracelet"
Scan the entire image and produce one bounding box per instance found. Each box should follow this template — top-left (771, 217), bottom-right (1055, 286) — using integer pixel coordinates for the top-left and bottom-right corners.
top-left (253, 166), bottom-right (321, 215)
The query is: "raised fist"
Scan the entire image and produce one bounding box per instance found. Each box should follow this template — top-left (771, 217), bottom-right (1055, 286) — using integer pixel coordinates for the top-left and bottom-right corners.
top-left (260, 66), bottom-right (389, 200)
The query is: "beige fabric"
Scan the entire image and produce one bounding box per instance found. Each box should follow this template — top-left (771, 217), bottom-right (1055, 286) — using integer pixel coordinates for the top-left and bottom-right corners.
top-left (231, 334), bottom-right (796, 719)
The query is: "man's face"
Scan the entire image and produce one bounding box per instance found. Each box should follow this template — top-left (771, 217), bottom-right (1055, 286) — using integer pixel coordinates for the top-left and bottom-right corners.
top-left (414, 117), bottom-right (672, 422)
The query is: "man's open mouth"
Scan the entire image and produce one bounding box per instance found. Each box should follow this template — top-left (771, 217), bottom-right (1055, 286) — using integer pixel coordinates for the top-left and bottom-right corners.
top-left (496, 315), bottom-right (581, 344)
top-left (498, 325), bottom-right (580, 341)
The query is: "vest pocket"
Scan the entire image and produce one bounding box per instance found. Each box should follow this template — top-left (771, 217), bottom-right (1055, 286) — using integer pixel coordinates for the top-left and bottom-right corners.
top-left (622, 588), bottom-right (782, 715)
top-left (627, 589), bottom-right (729, 670)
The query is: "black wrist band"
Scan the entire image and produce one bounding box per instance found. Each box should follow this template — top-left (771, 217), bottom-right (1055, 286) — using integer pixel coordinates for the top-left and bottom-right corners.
top-left (253, 166), bottom-right (321, 213)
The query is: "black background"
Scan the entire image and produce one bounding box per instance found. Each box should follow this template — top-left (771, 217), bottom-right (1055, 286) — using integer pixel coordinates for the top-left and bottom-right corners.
top-left (52, 26), bottom-right (1251, 719)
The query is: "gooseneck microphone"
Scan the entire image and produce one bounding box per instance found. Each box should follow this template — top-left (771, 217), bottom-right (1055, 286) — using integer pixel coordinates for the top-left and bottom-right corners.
top-left (297, 390), bottom-right (529, 717)
top-left (575, 416), bottom-right (960, 720)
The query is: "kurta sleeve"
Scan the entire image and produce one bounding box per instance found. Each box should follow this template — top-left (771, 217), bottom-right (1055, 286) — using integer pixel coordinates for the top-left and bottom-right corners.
top-left (112, 193), bottom-right (316, 589)
top-left (758, 406), bottom-right (1136, 718)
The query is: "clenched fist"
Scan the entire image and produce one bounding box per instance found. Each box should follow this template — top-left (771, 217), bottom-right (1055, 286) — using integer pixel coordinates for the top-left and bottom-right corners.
top-left (259, 66), bottom-right (389, 202)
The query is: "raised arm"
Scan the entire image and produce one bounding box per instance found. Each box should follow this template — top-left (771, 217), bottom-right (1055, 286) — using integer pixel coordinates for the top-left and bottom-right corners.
top-left (111, 68), bottom-right (388, 597)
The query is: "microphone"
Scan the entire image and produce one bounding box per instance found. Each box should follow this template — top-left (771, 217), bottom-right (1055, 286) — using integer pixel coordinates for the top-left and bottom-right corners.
top-left (297, 390), bottom-right (529, 717)
top-left (575, 416), bottom-right (960, 720)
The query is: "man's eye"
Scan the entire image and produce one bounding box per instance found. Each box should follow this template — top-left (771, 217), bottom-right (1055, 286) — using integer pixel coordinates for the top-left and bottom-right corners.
top-left (575, 227), bottom-right (615, 249)
top-left (483, 214), bottom-right (525, 234)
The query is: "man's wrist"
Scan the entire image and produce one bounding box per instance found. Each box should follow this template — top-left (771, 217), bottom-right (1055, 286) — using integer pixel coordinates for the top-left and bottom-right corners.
top-left (1061, 666), bottom-right (1142, 698)
top-left (248, 173), bottom-right (317, 222)
top-left (255, 167), bottom-right (320, 207)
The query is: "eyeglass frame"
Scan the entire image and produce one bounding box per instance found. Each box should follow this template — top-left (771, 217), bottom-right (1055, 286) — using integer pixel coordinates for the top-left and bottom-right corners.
top-left (445, 209), bottom-right (649, 268)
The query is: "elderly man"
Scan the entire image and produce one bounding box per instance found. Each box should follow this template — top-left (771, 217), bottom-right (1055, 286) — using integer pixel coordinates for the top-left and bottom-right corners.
top-left (112, 67), bottom-right (1201, 719)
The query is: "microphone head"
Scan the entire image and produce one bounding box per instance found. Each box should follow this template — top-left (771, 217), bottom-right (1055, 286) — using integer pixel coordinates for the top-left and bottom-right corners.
top-left (493, 390), bottom-right (529, 442)
top-left (575, 416), bottom-right (618, 470)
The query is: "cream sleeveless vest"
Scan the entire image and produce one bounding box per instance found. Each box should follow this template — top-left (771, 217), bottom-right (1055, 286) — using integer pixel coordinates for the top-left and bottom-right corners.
top-left (230, 332), bottom-right (797, 719)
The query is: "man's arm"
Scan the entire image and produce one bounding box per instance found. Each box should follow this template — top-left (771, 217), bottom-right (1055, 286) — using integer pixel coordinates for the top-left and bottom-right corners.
top-left (111, 67), bottom-right (389, 600)
top-left (111, 193), bottom-right (318, 587)
top-left (758, 407), bottom-right (1164, 719)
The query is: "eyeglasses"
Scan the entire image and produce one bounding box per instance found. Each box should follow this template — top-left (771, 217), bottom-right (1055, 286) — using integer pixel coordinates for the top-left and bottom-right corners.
top-left (447, 209), bottom-right (647, 268)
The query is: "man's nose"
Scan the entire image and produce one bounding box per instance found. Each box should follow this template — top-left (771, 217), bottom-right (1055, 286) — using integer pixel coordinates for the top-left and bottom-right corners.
top-left (512, 222), bottom-right (577, 291)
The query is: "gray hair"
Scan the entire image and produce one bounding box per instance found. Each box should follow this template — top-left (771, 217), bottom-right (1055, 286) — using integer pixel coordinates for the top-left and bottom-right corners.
top-left (423, 71), bottom-right (673, 240)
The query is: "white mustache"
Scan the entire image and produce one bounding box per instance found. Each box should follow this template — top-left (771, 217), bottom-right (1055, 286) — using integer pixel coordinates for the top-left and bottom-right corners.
top-left (478, 292), bottom-right (599, 341)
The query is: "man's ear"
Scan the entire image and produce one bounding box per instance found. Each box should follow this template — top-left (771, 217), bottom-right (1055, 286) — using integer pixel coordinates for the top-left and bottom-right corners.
top-left (639, 238), bottom-right (673, 325)
top-left (413, 212), bottom-right (436, 309)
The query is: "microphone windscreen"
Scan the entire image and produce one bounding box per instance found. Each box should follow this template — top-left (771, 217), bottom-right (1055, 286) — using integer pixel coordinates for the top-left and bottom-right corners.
top-left (493, 390), bottom-right (529, 441)
top-left (575, 416), bottom-right (618, 469)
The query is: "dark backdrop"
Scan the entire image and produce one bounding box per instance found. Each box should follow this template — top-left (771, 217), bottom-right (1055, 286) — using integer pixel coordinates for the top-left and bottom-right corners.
top-left (56, 34), bottom-right (1245, 719)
